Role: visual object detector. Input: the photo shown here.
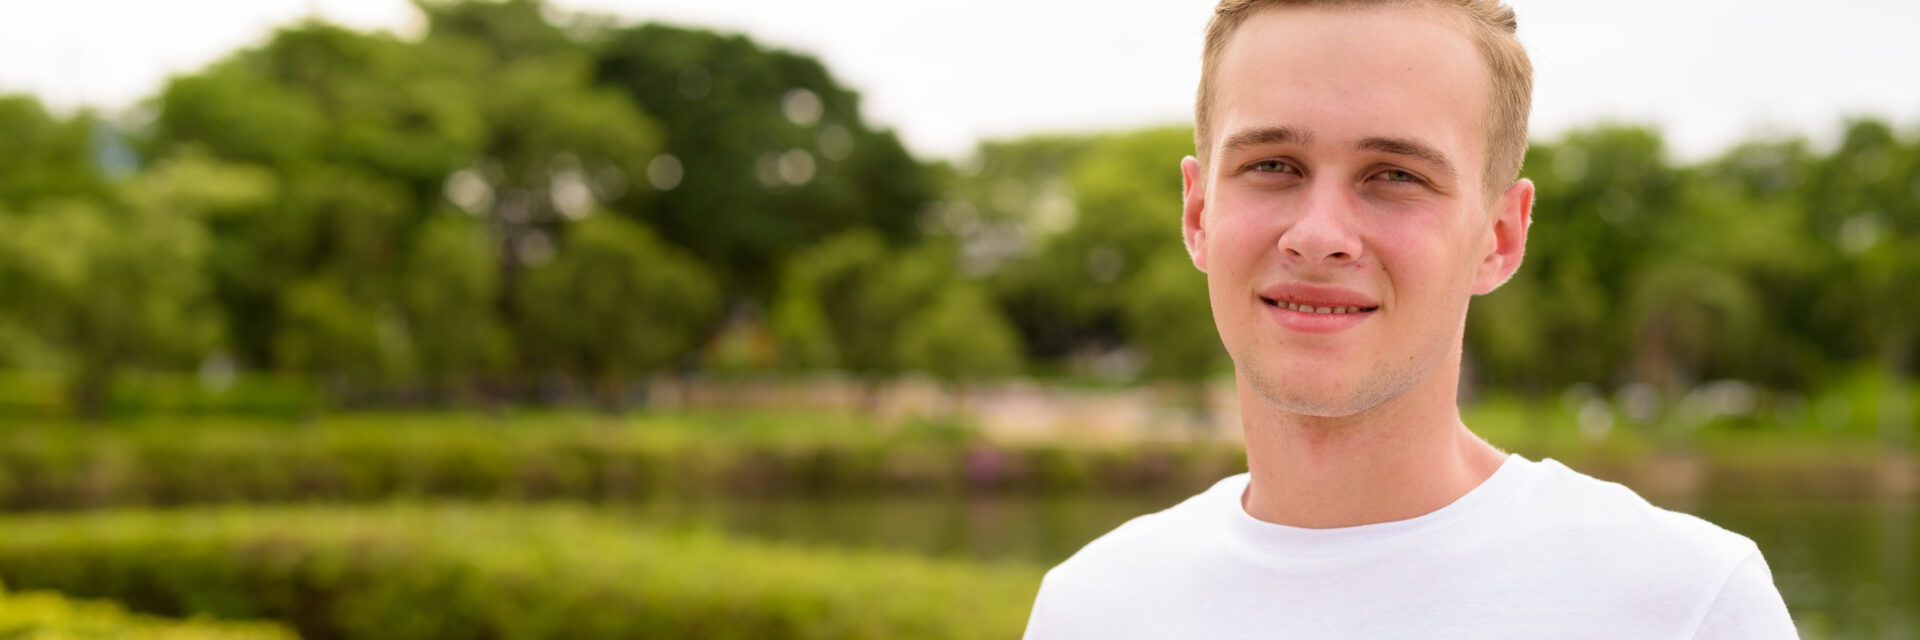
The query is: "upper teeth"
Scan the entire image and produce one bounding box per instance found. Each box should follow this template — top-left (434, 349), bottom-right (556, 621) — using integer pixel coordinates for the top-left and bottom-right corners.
top-left (1282, 301), bottom-right (1366, 314)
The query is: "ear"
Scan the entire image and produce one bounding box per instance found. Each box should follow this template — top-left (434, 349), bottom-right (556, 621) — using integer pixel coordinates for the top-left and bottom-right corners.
top-left (1472, 177), bottom-right (1533, 295)
top-left (1181, 156), bottom-right (1209, 273)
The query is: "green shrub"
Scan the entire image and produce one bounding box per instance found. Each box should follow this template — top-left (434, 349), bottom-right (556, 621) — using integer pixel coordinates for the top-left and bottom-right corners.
top-left (0, 407), bottom-right (1908, 509)
top-left (0, 371), bottom-right (327, 421)
top-left (0, 505), bottom-right (1042, 640)
top-left (0, 413), bottom-right (1246, 509)
top-left (0, 581), bottom-right (295, 639)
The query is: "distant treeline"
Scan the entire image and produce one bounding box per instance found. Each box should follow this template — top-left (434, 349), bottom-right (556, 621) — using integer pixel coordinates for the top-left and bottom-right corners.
top-left (0, 0), bottom-right (1914, 422)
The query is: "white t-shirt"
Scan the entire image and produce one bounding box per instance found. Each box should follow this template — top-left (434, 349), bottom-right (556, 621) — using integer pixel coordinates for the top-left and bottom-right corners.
top-left (1024, 454), bottom-right (1797, 639)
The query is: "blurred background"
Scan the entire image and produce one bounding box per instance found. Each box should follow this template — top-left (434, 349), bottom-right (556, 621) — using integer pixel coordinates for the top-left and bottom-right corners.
top-left (0, 0), bottom-right (1914, 638)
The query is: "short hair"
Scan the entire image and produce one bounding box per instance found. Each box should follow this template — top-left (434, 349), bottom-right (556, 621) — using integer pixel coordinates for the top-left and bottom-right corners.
top-left (1195, 0), bottom-right (1533, 198)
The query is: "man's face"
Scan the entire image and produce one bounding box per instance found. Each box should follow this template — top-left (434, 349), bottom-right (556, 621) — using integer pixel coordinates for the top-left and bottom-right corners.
top-left (1181, 6), bottom-right (1531, 418)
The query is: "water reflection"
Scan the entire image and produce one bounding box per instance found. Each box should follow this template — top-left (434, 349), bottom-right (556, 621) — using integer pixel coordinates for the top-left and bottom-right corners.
top-left (1699, 496), bottom-right (1917, 640)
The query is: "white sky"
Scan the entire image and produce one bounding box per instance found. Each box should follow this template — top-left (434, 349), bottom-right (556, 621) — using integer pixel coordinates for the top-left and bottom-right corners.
top-left (2, 1), bottom-right (1918, 161)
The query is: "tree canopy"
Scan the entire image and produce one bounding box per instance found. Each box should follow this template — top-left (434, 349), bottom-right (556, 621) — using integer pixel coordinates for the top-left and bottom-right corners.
top-left (0, 0), bottom-right (1914, 427)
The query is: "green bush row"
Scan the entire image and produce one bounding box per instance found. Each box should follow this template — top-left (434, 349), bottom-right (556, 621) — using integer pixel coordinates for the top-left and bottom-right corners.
top-left (3, 410), bottom-right (1901, 511)
top-left (0, 581), bottom-right (294, 640)
top-left (0, 505), bottom-right (1042, 640)
top-left (0, 413), bottom-right (1247, 510)
top-left (0, 372), bottom-right (327, 421)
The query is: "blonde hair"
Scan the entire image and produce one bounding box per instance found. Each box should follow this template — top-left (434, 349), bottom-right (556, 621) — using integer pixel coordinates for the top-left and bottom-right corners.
top-left (1195, 0), bottom-right (1533, 197)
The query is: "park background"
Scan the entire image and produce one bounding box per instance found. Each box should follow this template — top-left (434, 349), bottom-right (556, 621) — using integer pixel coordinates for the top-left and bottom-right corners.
top-left (0, 0), bottom-right (1915, 637)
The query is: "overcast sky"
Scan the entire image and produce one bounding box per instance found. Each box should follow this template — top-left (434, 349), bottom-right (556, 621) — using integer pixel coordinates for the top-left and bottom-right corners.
top-left (3, 0), bottom-right (1917, 161)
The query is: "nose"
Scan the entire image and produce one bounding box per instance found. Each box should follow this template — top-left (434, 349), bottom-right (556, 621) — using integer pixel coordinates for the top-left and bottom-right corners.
top-left (1278, 182), bottom-right (1364, 267)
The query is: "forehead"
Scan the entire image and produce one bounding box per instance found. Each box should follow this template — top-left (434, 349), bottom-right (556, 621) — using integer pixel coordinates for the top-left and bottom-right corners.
top-left (1210, 6), bottom-right (1489, 169)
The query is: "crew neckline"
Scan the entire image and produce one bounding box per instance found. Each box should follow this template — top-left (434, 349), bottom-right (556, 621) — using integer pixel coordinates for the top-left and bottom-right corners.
top-left (1213, 453), bottom-right (1537, 564)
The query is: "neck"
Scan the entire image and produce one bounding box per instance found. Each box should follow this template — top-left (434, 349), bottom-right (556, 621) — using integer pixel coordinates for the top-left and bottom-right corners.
top-left (1236, 363), bottom-right (1507, 529)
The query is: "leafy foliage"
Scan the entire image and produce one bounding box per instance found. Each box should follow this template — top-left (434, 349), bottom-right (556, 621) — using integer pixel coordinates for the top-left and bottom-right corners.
top-left (0, 413), bottom-right (1251, 508)
top-left (594, 22), bottom-right (934, 293)
top-left (0, 159), bottom-right (234, 417)
top-left (0, 582), bottom-right (294, 640)
top-left (0, 0), bottom-right (1916, 421)
top-left (773, 231), bottom-right (943, 381)
top-left (0, 97), bottom-right (106, 209)
top-left (895, 284), bottom-right (1024, 386)
top-left (0, 505), bottom-right (1042, 640)
top-left (515, 214), bottom-right (720, 404)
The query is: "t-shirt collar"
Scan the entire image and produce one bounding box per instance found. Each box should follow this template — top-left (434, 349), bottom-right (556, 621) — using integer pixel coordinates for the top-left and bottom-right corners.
top-left (1213, 453), bottom-right (1537, 563)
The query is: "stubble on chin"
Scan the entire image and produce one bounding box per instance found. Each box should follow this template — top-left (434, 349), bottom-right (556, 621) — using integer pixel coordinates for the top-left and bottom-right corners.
top-left (1237, 353), bottom-right (1424, 420)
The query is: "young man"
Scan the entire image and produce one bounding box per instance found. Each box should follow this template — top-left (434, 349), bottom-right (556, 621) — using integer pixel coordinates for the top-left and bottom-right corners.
top-left (1022, 1), bottom-right (1798, 637)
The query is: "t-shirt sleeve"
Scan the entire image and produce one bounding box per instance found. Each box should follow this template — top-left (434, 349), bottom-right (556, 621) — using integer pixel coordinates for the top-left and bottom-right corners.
top-left (1690, 551), bottom-right (1797, 639)
top-left (1022, 574), bottom-right (1066, 640)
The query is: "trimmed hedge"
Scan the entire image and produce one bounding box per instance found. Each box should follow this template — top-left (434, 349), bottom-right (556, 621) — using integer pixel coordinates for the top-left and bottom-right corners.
top-left (0, 582), bottom-right (294, 640)
top-left (0, 414), bottom-right (1246, 509)
top-left (5, 411), bottom-right (1892, 511)
top-left (0, 505), bottom-right (1043, 640)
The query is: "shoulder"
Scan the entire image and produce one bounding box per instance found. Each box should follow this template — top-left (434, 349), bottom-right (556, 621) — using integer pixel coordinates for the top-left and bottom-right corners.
top-left (1518, 458), bottom-right (1757, 561)
top-left (1693, 551), bottom-right (1798, 638)
top-left (1419, 457), bottom-right (1790, 634)
top-left (1502, 458), bottom-right (1771, 617)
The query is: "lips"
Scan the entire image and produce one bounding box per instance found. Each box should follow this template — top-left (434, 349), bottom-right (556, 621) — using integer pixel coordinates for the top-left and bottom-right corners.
top-left (1258, 283), bottom-right (1379, 334)
top-left (1256, 283), bottom-right (1380, 312)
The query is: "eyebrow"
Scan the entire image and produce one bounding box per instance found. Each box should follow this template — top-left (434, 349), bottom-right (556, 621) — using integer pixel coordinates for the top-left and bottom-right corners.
top-left (1220, 126), bottom-right (1459, 182)
top-left (1357, 136), bottom-right (1458, 181)
top-left (1220, 126), bottom-right (1313, 156)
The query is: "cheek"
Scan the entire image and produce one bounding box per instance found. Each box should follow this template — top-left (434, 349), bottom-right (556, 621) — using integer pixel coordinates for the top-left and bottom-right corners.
top-left (1377, 229), bottom-right (1478, 313)
top-left (1204, 208), bottom-right (1277, 271)
top-left (1201, 215), bottom-right (1273, 333)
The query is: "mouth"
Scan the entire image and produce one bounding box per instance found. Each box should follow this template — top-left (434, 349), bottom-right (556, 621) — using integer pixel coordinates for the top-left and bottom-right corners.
top-left (1259, 297), bottom-right (1379, 315)
top-left (1256, 284), bottom-right (1380, 334)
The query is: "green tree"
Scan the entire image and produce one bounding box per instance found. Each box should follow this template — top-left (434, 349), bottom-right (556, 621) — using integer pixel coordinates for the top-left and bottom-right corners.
top-left (419, 0), bottom-right (662, 279)
top-left (257, 166), bottom-right (419, 397)
top-left (774, 232), bottom-right (989, 407)
top-left (1620, 261), bottom-right (1762, 395)
top-left (272, 276), bottom-right (402, 397)
top-left (147, 5), bottom-right (667, 397)
top-left (0, 169), bottom-right (235, 418)
top-left (953, 134), bottom-right (1102, 360)
top-left (401, 214), bottom-right (513, 398)
top-left (594, 22), bottom-right (934, 294)
top-left (151, 23), bottom-right (475, 372)
top-left (1123, 251), bottom-right (1225, 422)
top-left (0, 96), bottom-right (107, 209)
top-left (895, 284), bottom-right (1024, 419)
top-left (514, 214), bottom-right (720, 408)
top-left (1651, 154), bottom-right (1820, 389)
top-left (1799, 120), bottom-right (1920, 445)
top-left (980, 127), bottom-right (1193, 375)
top-left (1469, 125), bottom-right (1680, 395)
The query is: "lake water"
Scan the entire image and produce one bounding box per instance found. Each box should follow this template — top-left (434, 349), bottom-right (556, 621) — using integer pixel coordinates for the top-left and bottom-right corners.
top-left (632, 490), bottom-right (1916, 639)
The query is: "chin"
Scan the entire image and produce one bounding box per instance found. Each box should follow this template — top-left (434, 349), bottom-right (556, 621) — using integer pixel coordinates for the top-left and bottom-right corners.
top-left (1240, 361), bottom-right (1418, 419)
